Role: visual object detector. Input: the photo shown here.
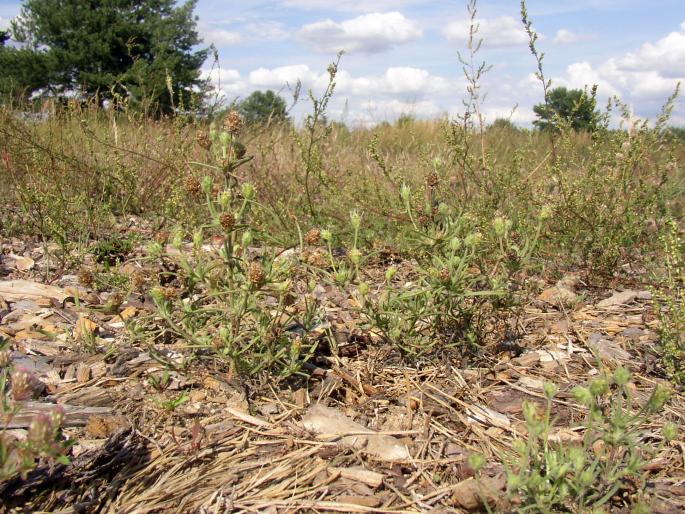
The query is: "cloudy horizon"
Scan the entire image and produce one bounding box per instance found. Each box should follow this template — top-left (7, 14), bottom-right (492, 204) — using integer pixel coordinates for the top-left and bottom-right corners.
top-left (2, 0), bottom-right (684, 126)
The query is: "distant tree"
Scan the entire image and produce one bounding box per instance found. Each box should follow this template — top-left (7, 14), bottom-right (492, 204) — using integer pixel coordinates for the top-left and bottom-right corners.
top-left (238, 90), bottom-right (288, 125)
top-left (396, 113), bottom-right (415, 127)
top-left (9, 0), bottom-right (208, 113)
top-left (0, 29), bottom-right (53, 100)
top-left (488, 118), bottom-right (518, 131)
top-left (533, 86), bottom-right (598, 131)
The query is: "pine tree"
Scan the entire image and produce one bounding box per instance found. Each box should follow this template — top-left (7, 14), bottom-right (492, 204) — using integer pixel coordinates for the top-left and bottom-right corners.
top-left (9, 0), bottom-right (208, 113)
top-left (533, 86), bottom-right (598, 132)
top-left (237, 90), bottom-right (289, 125)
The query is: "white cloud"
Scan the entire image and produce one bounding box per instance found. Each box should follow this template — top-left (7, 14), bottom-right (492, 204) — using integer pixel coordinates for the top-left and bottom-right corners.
top-left (482, 105), bottom-right (536, 125)
top-left (555, 22), bottom-right (685, 107)
top-left (616, 21), bottom-right (685, 78)
top-left (244, 64), bottom-right (455, 99)
top-left (282, 0), bottom-right (414, 12)
top-left (0, 16), bottom-right (12, 31)
top-left (297, 12), bottom-right (422, 53)
top-left (244, 21), bottom-right (289, 42)
top-left (199, 24), bottom-right (242, 46)
top-left (249, 64), bottom-right (320, 89)
top-left (553, 28), bottom-right (596, 45)
top-left (202, 62), bottom-right (459, 125)
top-left (443, 16), bottom-right (529, 48)
top-left (341, 67), bottom-right (455, 96)
top-left (560, 61), bottom-right (622, 97)
top-left (201, 68), bottom-right (248, 99)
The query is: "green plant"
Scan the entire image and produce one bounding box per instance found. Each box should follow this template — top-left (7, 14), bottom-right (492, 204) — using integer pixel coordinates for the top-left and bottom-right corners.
top-left (91, 235), bottom-right (134, 266)
top-left (653, 219), bottom-right (685, 385)
top-left (155, 392), bottom-right (190, 413)
top-left (516, 0), bottom-right (681, 280)
top-left (507, 371), bottom-right (674, 512)
top-left (134, 134), bottom-right (321, 378)
top-left (148, 370), bottom-right (172, 393)
top-left (292, 53), bottom-right (342, 219)
top-left (357, 185), bottom-right (547, 357)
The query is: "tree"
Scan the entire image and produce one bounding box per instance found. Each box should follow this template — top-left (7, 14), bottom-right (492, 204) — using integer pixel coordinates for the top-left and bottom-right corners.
top-left (0, 29), bottom-right (54, 100)
top-left (533, 86), bottom-right (598, 131)
top-left (9, 0), bottom-right (208, 113)
top-left (237, 90), bottom-right (288, 125)
top-left (488, 118), bottom-right (519, 131)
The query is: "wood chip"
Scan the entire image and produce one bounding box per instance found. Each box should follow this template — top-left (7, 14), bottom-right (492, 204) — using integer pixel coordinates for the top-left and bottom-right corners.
top-left (335, 495), bottom-right (381, 508)
top-left (76, 362), bottom-right (91, 383)
top-left (330, 466), bottom-right (384, 488)
top-left (451, 475), bottom-right (506, 511)
top-left (597, 290), bottom-right (651, 308)
top-left (74, 316), bottom-right (98, 340)
top-left (0, 280), bottom-right (69, 302)
top-left (2, 402), bottom-right (112, 428)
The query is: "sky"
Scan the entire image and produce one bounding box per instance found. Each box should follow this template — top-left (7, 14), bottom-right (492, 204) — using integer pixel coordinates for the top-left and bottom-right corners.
top-left (2, 0), bottom-right (685, 126)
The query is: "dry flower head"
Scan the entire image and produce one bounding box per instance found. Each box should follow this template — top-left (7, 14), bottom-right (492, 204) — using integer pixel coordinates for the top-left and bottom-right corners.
top-left (224, 111), bottom-right (244, 137)
top-left (304, 228), bottom-right (321, 246)
top-left (248, 261), bottom-right (266, 287)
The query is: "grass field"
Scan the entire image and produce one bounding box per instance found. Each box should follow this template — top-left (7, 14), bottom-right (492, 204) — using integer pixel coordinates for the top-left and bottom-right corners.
top-left (1, 49), bottom-right (685, 512)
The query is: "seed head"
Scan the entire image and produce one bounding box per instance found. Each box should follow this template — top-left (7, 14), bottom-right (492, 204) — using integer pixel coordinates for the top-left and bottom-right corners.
top-left (438, 268), bottom-right (451, 283)
top-left (304, 228), bottom-right (321, 246)
top-left (241, 182), bottom-right (256, 201)
top-left (11, 367), bottom-right (40, 401)
top-left (196, 130), bottom-right (212, 150)
top-left (154, 231), bottom-right (170, 245)
top-left (224, 111), bottom-right (244, 136)
top-left (78, 268), bottom-right (94, 287)
top-left (248, 261), bottom-right (266, 287)
top-left (131, 271), bottom-right (146, 291)
top-left (161, 287), bottom-right (179, 301)
top-left (28, 412), bottom-right (53, 447)
top-left (219, 212), bottom-right (236, 232)
top-left (0, 348), bottom-right (11, 368)
top-left (303, 248), bottom-right (329, 268)
top-left (426, 171), bottom-right (439, 188)
top-left (184, 175), bottom-right (201, 196)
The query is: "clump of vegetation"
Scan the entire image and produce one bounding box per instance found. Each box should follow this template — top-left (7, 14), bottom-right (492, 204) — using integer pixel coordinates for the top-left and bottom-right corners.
top-left (506, 370), bottom-right (675, 512)
top-left (91, 235), bottom-right (134, 266)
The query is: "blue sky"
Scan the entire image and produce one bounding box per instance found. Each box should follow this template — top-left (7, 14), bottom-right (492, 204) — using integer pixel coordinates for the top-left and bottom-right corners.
top-left (2, 0), bottom-right (685, 126)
